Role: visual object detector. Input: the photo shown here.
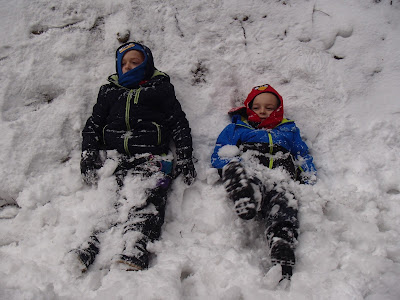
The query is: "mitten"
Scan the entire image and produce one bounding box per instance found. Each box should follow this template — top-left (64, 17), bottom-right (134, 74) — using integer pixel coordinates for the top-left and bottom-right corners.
top-left (80, 150), bottom-right (103, 185)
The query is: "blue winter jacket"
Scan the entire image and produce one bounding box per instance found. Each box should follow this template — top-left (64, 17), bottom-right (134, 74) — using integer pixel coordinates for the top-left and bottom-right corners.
top-left (211, 115), bottom-right (316, 179)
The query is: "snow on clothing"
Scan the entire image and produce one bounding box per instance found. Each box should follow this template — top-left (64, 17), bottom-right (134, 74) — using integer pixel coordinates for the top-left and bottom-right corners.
top-left (211, 115), bottom-right (316, 180)
top-left (73, 164), bottom-right (169, 271)
top-left (82, 41), bottom-right (193, 161)
top-left (77, 42), bottom-right (194, 271)
top-left (211, 84), bottom-right (316, 279)
top-left (212, 84), bottom-right (316, 179)
top-left (221, 158), bottom-right (299, 279)
top-left (82, 70), bottom-right (192, 159)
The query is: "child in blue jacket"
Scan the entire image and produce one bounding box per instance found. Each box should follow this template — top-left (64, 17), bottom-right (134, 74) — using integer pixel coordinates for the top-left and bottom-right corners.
top-left (211, 84), bottom-right (316, 280)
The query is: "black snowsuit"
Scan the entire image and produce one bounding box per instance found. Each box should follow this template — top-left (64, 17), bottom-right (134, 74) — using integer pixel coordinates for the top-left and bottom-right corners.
top-left (78, 47), bottom-right (194, 270)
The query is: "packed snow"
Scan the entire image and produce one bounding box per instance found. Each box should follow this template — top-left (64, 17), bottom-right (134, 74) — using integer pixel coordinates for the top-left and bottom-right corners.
top-left (1, 0), bottom-right (400, 299)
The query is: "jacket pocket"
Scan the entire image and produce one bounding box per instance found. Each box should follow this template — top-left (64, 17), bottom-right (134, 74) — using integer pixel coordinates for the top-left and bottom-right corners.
top-left (125, 121), bottom-right (164, 155)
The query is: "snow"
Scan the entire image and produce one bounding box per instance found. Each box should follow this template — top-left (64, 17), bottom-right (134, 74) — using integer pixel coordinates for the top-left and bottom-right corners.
top-left (1, 0), bottom-right (400, 299)
top-left (218, 145), bottom-right (240, 159)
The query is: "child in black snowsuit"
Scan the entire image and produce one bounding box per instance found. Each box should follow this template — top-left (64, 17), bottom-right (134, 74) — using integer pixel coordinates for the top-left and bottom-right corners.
top-left (211, 84), bottom-right (316, 280)
top-left (73, 42), bottom-right (196, 272)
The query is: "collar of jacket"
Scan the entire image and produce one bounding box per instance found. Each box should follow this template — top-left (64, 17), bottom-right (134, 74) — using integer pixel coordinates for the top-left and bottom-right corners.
top-left (231, 114), bottom-right (293, 129)
top-left (108, 70), bottom-right (168, 89)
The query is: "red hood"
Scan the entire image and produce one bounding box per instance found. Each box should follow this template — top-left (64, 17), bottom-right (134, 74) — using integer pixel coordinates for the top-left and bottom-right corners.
top-left (229, 84), bottom-right (284, 129)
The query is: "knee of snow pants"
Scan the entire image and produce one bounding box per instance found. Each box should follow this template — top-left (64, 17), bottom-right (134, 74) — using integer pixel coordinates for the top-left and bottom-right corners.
top-left (123, 180), bottom-right (170, 242)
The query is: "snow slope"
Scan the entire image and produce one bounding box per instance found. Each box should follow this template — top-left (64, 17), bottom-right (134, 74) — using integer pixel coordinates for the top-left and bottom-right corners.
top-left (0, 0), bottom-right (400, 299)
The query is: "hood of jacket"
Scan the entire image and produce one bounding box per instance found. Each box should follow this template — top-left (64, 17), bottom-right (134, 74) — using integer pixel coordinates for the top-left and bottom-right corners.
top-left (229, 84), bottom-right (284, 129)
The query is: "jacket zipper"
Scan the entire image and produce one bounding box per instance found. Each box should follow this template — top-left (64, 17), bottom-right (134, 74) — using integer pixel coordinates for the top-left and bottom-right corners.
top-left (152, 122), bottom-right (161, 145)
top-left (124, 88), bottom-right (141, 156)
top-left (268, 131), bottom-right (274, 169)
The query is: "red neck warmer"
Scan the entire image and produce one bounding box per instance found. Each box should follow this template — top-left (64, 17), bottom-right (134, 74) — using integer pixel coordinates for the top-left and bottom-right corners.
top-left (229, 84), bottom-right (284, 129)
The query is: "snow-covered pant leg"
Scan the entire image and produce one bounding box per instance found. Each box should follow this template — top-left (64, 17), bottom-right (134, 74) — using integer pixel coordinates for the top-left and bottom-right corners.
top-left (222, 161), bottom-right (257, 220)
top-left (260, 189), bottom-right (299, 279)
top-left (261, 190), bottom-right (299, 247)
top-left (118, 183), bottom-right (169, 270)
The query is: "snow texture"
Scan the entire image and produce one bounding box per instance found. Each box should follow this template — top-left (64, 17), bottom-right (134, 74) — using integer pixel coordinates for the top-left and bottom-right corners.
top-left (1, 0), bottom-right (400, 299)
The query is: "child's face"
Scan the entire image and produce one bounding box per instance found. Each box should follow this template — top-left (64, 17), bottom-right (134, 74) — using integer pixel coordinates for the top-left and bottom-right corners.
top-left (251, 93), bottom-right (279, 121)
top-left (121, 50), bottom-right (145, 74)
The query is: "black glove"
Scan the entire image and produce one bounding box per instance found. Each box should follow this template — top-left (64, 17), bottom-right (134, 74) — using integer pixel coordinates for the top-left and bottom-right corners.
top-left (175, 158), bottom-right (197, 185)
top-left (80, 150), bottom-right (103, 185)
top-left (299, 172), bottom-right (317, 185)
top-left (174, 146), bottom-right (196, 185)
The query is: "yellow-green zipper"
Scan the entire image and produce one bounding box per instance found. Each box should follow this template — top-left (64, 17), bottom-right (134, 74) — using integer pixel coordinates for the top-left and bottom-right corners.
top-left (152, 122), bottom-right (161, 145)
top-left (268, 132), bottom-right (274, 169)
top-left (123, 88), bottom-right (141, 156)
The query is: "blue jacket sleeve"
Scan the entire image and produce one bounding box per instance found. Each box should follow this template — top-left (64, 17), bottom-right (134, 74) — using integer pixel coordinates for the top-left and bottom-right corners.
top-left (290, 126), bottom-right (317, 181)
top-left (211, 124), bottom-right (239, 169)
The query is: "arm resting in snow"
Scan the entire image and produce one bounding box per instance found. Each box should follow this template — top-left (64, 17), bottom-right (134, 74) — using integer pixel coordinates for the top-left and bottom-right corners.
top-left (82, 85), bottom-right (110, 152)
top-left (290, 126), bottom-right (317, 184)
top-left (211, 124), bottom-right (241, 170)
top-left (164, 85), bottom-right (196, 184)
top-left (81, 86), bottom-right (110, 184)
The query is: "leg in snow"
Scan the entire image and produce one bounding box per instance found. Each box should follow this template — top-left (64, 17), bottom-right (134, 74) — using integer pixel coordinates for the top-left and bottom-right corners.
top-left (222, 161), bottom-right (257, 220)
top-left (260, 189), bottom-right (299, 280)
top-left (69, 234), bottom-right (100, 273)
top-left (116, 181), bottom-right (169, 271)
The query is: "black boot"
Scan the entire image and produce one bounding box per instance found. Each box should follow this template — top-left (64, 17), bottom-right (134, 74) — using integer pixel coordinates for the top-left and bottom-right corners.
top-left (116, 253), bottom-right (149, 271)
top-left (116, 238), bottom-right (149, 271)
top-left (222, 161), bottom-right (257, 220)
top-left (270, 239), bottom-right (295, 280)
top-left (70, 235), bottom-right (100, 272)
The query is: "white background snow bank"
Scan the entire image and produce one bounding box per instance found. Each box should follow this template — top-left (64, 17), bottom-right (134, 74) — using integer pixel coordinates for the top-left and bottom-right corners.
top-left (0, 0), bottom-right (400, 299)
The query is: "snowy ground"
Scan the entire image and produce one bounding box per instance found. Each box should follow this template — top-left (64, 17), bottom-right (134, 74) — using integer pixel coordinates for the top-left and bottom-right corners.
top-left (1, 0), bottom-right (400, 299)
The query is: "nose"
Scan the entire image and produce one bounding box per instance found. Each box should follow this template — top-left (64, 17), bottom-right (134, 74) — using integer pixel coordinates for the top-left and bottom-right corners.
top-left (125, 63), bottom-right (132, 71)
top-left (122, 63), bottom-right (133, 74)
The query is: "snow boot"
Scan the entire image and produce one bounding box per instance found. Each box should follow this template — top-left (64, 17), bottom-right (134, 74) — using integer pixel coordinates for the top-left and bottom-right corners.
top-left (116, 238), bottom-right (149, 271)
top-left (116, 253), bottom-right (149, 271)
top-left (270, 239), bottom-right (295, 280)
top-left (70, 235), bottom-right (100, 272)
top-left (222, 161), bottom-right (257, 220)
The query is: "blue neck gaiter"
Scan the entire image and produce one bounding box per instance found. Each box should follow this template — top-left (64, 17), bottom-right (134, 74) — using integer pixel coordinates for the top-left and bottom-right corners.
top-left (118, 58), bottom-right (147, 88)
top-left (116, 43), bottom-right (148, 88)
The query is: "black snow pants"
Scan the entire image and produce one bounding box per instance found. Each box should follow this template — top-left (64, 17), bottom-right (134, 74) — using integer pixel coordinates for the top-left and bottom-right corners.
top-left (222, 161), bottom-right (299, 260)
top-left (77, 155), bottom-right (171, 270)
